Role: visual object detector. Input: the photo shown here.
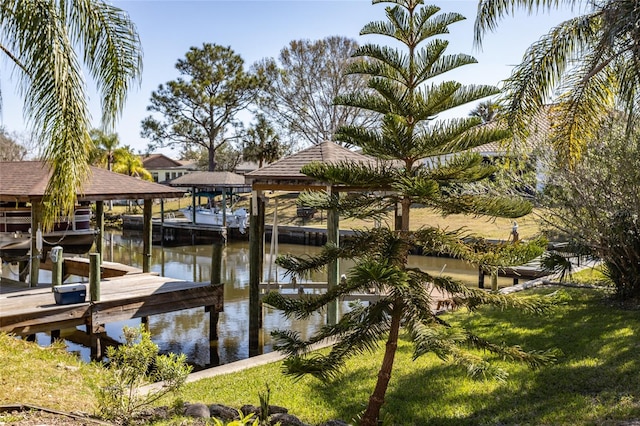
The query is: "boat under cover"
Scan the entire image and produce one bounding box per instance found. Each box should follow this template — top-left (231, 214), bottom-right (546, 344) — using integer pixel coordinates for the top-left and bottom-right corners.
top-left (0, 205), bottom-right (96, 262)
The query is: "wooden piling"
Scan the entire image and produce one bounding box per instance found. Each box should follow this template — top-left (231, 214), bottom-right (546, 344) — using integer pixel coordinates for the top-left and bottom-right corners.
top-left (249, 191), bottom-right (265, 357)
top-left (95, 201), bottom-right (104, 264)
top-left (326, 187), bottom-right (339, 325)
top-left (51, 247), bottom-right (63, 289)
top-left (143, 199), bottom-right (152, 273)
top-left (89, 253), bottom-right (101, 302)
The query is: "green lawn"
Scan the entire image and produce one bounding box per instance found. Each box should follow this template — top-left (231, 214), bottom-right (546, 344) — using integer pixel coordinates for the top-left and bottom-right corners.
top-left (3, 286), bottom-right (638, 425)
top-left (173, 286), bottom-right (640, 425)
top-left (110, 192), bottom-right (542, 240)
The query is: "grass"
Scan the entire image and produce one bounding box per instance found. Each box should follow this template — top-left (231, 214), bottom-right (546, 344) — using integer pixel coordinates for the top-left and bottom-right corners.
top-left (166, 287), bottom-right (640, 425)
top-left (111, 192), bottom-right (541, 240)
top-left (0, 335), bottom-right (103, 413)
top-left (5, 288), bottom-right (637, 424)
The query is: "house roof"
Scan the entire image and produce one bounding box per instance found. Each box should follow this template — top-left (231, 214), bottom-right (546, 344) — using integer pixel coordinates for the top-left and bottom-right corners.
top-left (170, 171), bottom-right (248, 188)
top-left (141, 153), bottom-right (195, 169)
top-left (0, 161), bottom-right (185, 202)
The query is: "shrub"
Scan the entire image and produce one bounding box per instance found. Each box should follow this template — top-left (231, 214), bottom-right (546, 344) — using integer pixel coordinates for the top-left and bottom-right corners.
top-left (96, 325), bottom-right (192, 423)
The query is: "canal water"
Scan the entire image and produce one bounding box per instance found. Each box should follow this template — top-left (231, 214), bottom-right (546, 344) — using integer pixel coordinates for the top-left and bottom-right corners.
top-left (23, 230), bottom-right (512, 367)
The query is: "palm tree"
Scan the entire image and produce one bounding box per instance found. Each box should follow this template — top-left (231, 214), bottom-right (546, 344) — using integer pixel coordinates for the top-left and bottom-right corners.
top-left (469, 99), bottom-right (503, 123)
top-left (90, 129), bottom-right (121, 171)
top-left (264, 2), bottom-right (553, 425)
top-left (112, 147), bottom-right (152, 181)
top-left (0, 0), bottom-right (142, 227)
top-left (475, 0), bottom-right (640, 163)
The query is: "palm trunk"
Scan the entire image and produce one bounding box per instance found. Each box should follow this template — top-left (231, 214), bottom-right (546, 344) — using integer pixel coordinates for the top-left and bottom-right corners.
top-left (360, 302), bottom-right (403, 426)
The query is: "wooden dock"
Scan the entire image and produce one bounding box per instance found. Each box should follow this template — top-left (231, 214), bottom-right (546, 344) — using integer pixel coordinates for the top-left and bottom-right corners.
top-left (0, 273), bottom-right (223, 357)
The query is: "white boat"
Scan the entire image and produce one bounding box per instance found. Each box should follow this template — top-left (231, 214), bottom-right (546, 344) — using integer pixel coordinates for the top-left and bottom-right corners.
top-left (0, 204), bottom-right (96, 262)
top-left (179, 206), bottom-right (248, 233)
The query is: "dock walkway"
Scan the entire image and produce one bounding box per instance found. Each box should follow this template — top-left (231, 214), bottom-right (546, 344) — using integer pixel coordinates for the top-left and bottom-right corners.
top-left (0, 274), bottom-right (223, 338)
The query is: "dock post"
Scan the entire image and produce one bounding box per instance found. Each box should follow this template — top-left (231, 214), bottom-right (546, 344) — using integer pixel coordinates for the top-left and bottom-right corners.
top-left (29, 203), bottom-right (43, 287)
top-left (88, 253), bottom-right (103, 360)
top-left (51, 246), bottom-right (63, 289)
top-left (491, 269), bottom-right (498, 292)
top-left (210, 238), bottom-right (224, 341)
top-left (326, 186), bottom-right (340, 326)
top-left (249, 190), bottom-right (265, 357)
top-left (96, 201), bottom-right (104, 264)
top-left (51, 250), bottom-right (64, 339)
top-left (89, 253), bottom-right (101, 301)
top-left (478, 266), bottom-right (485, 289)
top-left (142, 199), bottom-right (152, 273)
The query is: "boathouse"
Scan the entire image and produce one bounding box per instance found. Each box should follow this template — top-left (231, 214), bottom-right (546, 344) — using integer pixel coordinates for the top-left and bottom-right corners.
top-left (243, 141), bottom-right (381, 355)
top-left (0, 161), bottom-right (228, 361)
top-left (0, 161), bottom-right (185, 286)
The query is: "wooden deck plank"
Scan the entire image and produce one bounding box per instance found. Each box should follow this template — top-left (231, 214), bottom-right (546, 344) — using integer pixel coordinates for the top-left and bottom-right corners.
top-left (39, 256), bottom-right (145, 278)
top-left (0, 272), bottom-right (223, 335)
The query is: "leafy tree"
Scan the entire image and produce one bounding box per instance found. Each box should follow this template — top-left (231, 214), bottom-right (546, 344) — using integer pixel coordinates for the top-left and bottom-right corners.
top-left (0, 0), bottom-right (142, 227)
top-left (475, 0), bottom-right (640, 163)
top-left (141, 43), bottom-right (266, 171)
top-left (242, 114), bottom-right (290, 168)
top-left (112, 146), bottom-right (152, 181)
top-left (264, 2), bottom-right (553, 425)
top-left (540, 114), bottom-right (640, 299)
top-left (0, 127), bottom-right (27, 161)
top-left (180, 143), bottom-right (243, 172)
top-left (255, 36), bottom-right (376, 146)
top-left (89, 129), bottom-right (120, 171)
top-left (214, 143), bottom-right (243, 172)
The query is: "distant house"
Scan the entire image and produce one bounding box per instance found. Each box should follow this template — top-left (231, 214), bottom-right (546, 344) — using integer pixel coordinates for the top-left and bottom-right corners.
top-left (141, 153), bottom-right (198, 183)
top-left (234, 160), bottom-right (259, 176)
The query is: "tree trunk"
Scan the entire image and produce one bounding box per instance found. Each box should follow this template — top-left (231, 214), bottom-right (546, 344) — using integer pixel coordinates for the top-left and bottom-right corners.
top-left (401, 197), bottom-right (411, 231)
top-left (208, 147), bottom-right (216, 171)
top-left (360, 302), bottom-right (403, 426)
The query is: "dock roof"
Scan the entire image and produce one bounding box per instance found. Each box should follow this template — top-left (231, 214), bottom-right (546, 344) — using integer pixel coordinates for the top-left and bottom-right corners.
top-left (170, 171), bottom-right (248, 187)
top-left (245, 141), bottom-right (378, 191)
top-left (0, 161), bottom-right (185, 202)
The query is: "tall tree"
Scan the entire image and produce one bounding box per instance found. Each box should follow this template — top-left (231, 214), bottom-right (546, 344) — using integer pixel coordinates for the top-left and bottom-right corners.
top-left (255, 36), bottom-right (376, 146)
top-left (0, 127), bottom-right (27, 161)
top-left (90, 129), bottom-right (120, 171)
top-left (264, 2), bottom-right (552, 425)
top-left (141, 43), bottom-right (266, 171)
top-left (0, 0), bottom-right (142, 227)
top-left (334, 1), bottom-right (517, 231)
top-left (475, 0), bottom-right (640, 163)
top-left (242, 114), bottom-right (289, 168)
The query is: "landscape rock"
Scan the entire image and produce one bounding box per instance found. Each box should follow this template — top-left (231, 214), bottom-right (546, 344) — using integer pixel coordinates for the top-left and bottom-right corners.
top-left (267, 404), bottom-right (289, 415)
top-left (269, 412), bottom-right (308, 426)
top-left (319, 420), bottom-right (351, 426)
top-left (209, 403), bottom-right (239, 421)
top-left (240, 404), bottom-right (260, 417)
top-left (184, 403), bottom-right (210, 418)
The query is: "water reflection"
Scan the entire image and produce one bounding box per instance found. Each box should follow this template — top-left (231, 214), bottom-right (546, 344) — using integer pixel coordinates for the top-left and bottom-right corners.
top-left (23, 230), bottom-right (512, 367)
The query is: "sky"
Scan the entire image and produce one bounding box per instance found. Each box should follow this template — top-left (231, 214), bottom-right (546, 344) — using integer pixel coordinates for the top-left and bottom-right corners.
top-left (0, 0), bottom-right (580, 158)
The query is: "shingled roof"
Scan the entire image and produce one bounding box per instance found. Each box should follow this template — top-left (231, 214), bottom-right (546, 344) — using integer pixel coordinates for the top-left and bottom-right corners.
top-left (0, 161), bottom-right (185, 202)
top-left (245, 141), bottom-right (375, 182)
top-left (170, 171), bottom-right (247, 187)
